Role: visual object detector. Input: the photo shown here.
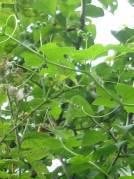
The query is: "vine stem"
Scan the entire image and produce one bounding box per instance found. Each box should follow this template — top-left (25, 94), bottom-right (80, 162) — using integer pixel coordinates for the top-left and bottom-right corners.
top-left (3, 33), bottom-right (120, 103)
top-left (59, 137), bottom-right (110, 177)
top-left (4, 32), bottom-right (134, 107)
top-left (4, 32), bottom-right (134, 108)
top-left (82, 106), bottom-right (119, 119)
top-left (0, 14), bottom-right (18, 44)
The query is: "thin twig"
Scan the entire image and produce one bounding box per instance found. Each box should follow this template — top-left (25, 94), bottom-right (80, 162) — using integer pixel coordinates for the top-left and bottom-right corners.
top-left (16, 72), bottom-right (36, 88)
top-left (58, 157), bottom-right (71, 179)
top-left (82, 107), bottom-right (117, 142)
top-left (83, 106), bottom-right (119, 119)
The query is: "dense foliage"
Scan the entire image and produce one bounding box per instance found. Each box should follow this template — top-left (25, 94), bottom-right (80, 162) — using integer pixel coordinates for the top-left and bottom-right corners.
top-left (0, 0), bottom-right (134, 178)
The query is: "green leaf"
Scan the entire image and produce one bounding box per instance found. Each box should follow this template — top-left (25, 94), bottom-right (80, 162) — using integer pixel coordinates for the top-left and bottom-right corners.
top-left (0, 171), bottom-right (11, 178)
top-left (82, 130), bottom-right (107, 146)
top-left (98, 0), bottom-right (118, 12)
top-left (31, 161), bottom-right (48, 175)
top-left (128, 0), bottom-right (134, 6)
top-left (22, 148), bottom-right (48, 162)
top-left (93, 97), bottom-right (118, 108)
top-left (112, 27), bottom-right (134, 43)
top-left (119, 177), bottom-right (134, 179)
top-left (86, 24), bottom-right (96, 39)
top-left (0, 0), bottom-right (15, 4)
top-left (50, 101), bottom-right (62, 119)
top-left (86, 4), bottom-right (104, 17)
top-left (94, 142), bottom-right (116, 157)
top-left (0, 86), bottom-right (7, 105)
top-left (40, 43), bottom-right (75, 62)
top-left (22, 132), bottom-right (61, 150)
top-left (0, 121), bottom-right (11, 138)
top-left (32, 0), bottom-right (57, 15)
top-left (95, 63), bottom-right (112, 80)
top-left (72, 44), bottom-right (107, 61)
top-left (69, 155), bottom-right (91, 165)
top-left (124, 106), bottom-right (134, 113)
top-left (116, 84), bottom-right (134, 112)
top-left (67, 95), bottom-right (94, 120)
top-left (0, 0), bottom-right (134, 177)
top-left (31, 86), bottom-right (44, 98)
top-left (18, 173), bottom-right (31, 179)
top-left (21, 52), bottom-right (43, 67)
top-left (117, 124), bottom-right (134, 134)
top-left (116, 83), bottom-right (134, 104)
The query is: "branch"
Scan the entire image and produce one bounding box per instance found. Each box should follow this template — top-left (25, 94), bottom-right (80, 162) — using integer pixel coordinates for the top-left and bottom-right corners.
top-left (6, 88), bottom-right (21, 175)
top-left (107, 146), bottom-right (122, 174)
top-left (76, 0), bottom-right (86, 49)
top-left (0, 85), bottom-right (83, 144)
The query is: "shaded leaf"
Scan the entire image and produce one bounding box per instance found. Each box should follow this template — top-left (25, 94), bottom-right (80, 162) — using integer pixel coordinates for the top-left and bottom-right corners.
top-left (22, 52), bottom-right (43, 67)
top-left (32, 0), bottom-right (57, 15)
top-left (86, 4), bottom-right (104, 17)
top-left (82, 130), bottom-right (107, 146)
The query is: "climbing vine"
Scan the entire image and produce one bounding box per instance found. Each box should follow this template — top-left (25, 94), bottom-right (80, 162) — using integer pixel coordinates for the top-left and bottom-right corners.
top-left (0, 0), bottom-right (134, 178)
